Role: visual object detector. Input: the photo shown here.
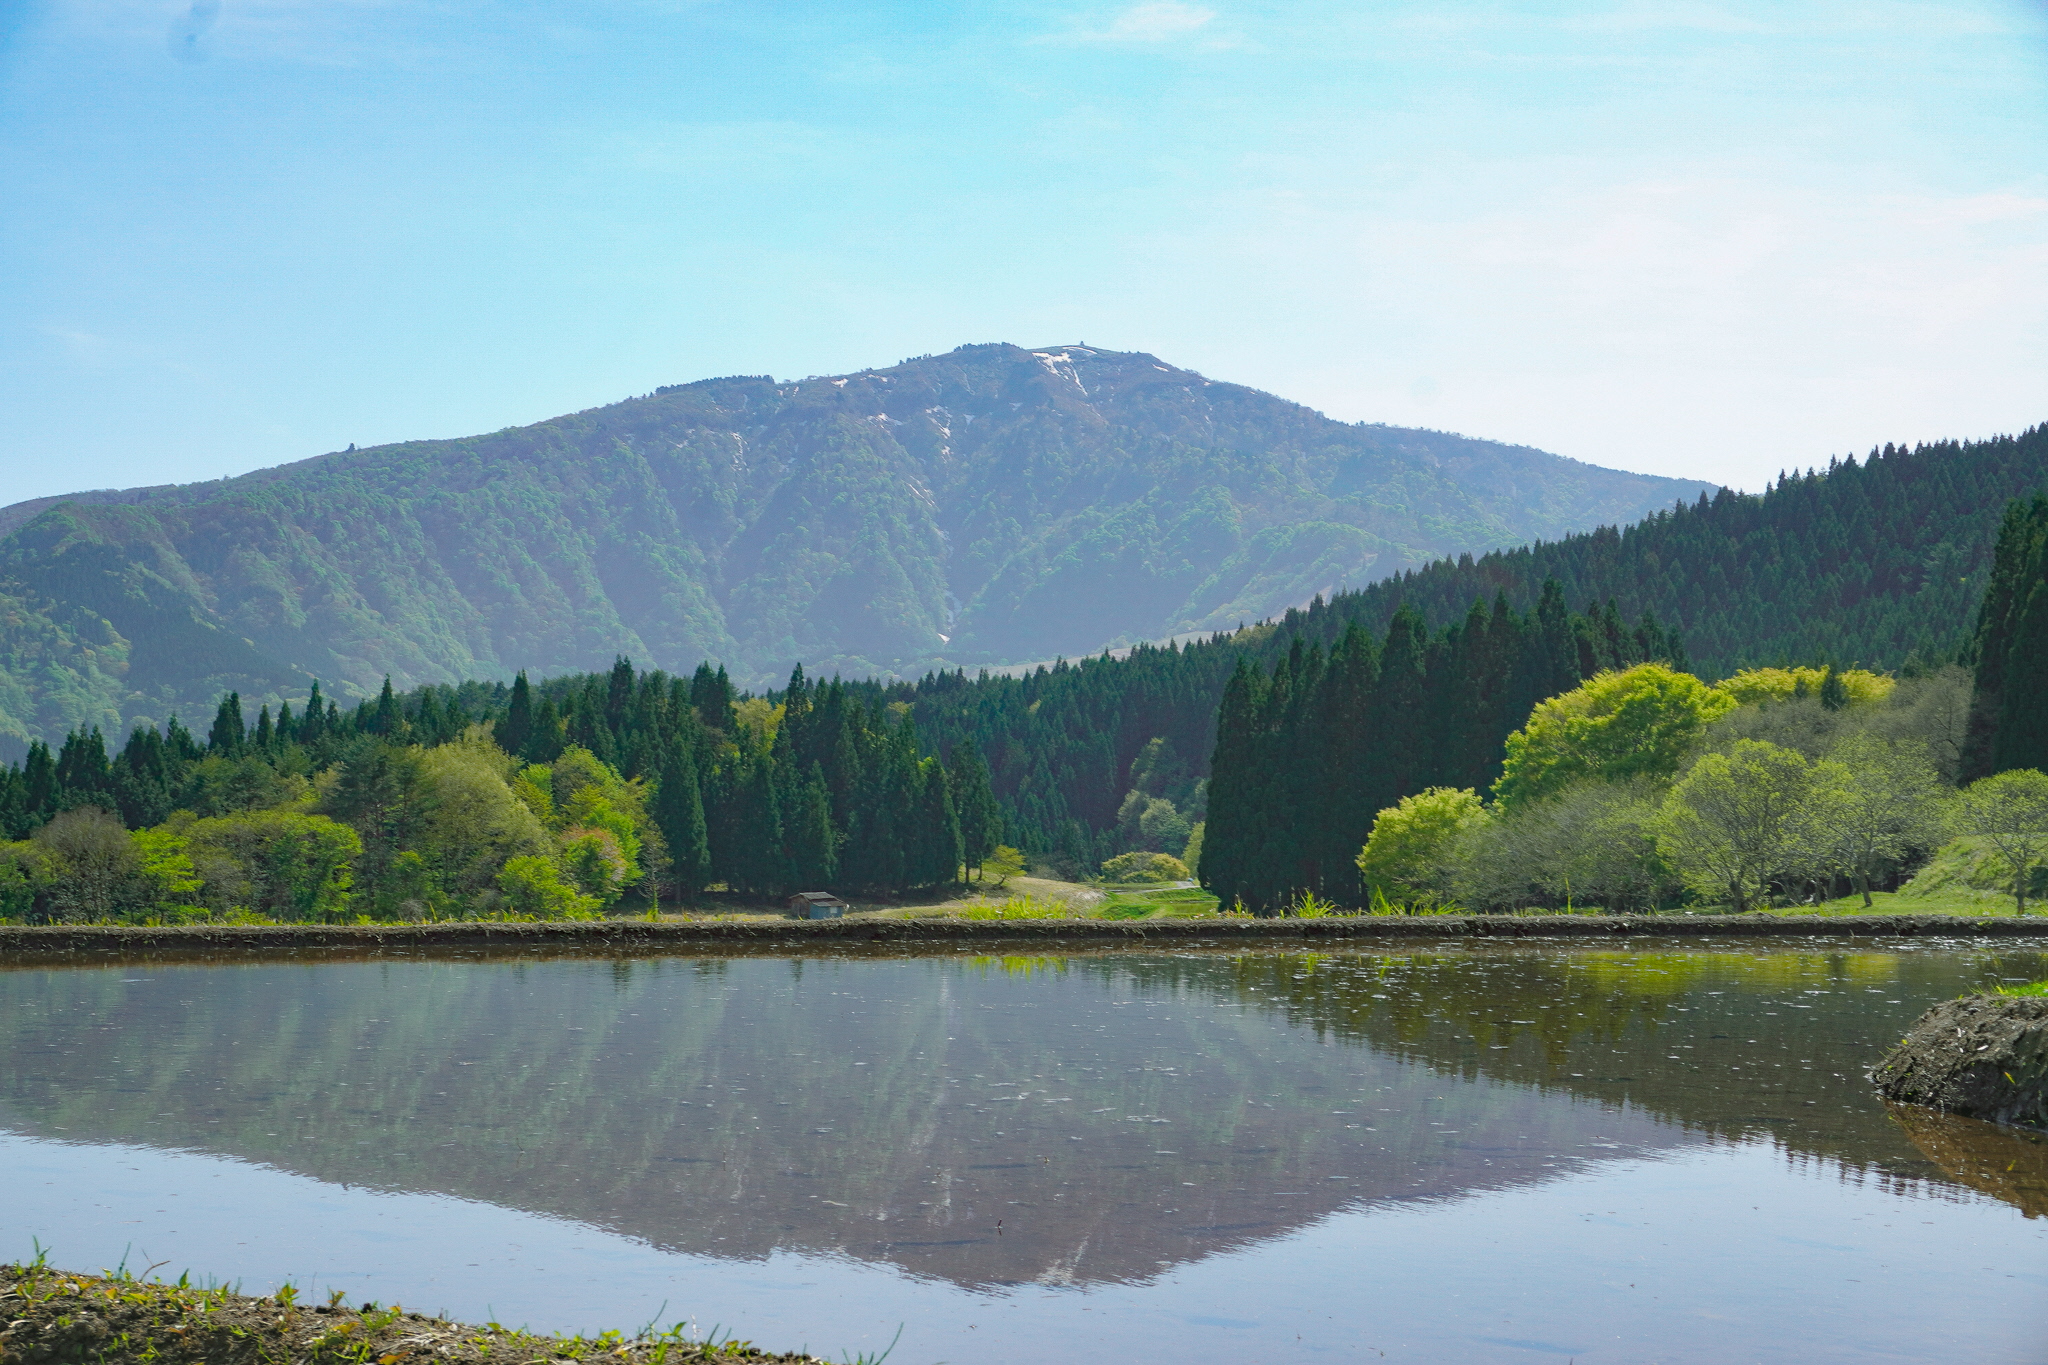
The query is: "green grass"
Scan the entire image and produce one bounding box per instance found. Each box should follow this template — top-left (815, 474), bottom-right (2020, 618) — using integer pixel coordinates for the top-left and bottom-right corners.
top-left (1993, 979), bottom-right (2048, 997)
top-left (1749, 889), bottom-right (2025, 917)
top-left (1097, 886), bottom-right (1221, 920)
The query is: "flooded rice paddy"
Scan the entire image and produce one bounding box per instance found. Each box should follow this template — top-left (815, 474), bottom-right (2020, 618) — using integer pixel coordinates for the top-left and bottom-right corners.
top-left (2, 942), bottom-right (2045, 1363)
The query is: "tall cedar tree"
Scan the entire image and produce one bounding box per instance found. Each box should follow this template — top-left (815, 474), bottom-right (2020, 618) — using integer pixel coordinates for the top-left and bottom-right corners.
top-left (1964, 494), bottom-right (2048, 778)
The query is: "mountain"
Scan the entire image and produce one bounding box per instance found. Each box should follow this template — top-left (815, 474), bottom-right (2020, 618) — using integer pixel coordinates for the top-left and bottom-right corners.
top-left (0, 343), bottom-right (1709, 746)
top-left (857, 425), bottom-right (2048, 866)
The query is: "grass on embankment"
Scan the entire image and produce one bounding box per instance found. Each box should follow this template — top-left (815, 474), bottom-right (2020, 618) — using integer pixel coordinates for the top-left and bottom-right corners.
top-left (0, 1262), bottom-right (824, 1365)
top-left (1736, 889), bottom-right (2028, 918)
top-left (662, 875), bottom-right (1225, 924)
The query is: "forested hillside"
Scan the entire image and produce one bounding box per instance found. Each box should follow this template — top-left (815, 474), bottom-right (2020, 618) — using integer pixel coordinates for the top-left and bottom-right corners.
top-left (1279, 426), bottom-right (2048, 679)
top-left (0, 343), bottom-right (1706, 752)
top-left (6, 469), bottom-right (2046, 918)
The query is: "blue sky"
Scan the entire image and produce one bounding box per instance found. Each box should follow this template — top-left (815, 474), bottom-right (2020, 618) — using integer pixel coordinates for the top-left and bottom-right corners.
top-left (1, 0), bottom-right (2044, 505)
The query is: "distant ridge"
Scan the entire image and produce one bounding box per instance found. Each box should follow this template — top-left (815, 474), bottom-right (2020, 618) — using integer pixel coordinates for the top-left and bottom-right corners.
top-left (1271, 425), bottom-right (2048, 678)
top-left (0, 343), bottom-right (1709, 745)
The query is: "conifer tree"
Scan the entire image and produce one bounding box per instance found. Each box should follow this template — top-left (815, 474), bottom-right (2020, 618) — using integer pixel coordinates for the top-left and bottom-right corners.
top-left (300, 682), bottom-right (327, 749)
top-left (113, 725), bottom-right (173, 829)
top-left (654, 742), bottom-right (712, 895)
top-left (208, 693), bottom-right (246, 754)
top-left (365, 678), bottom-right (399, 737)
top-left (412, 689), bottom-right (444, 744)
top-left (55, 728), bottom-right (113, 807)
top-left (1202, 659), bottom-right (1266, 912)
top-left (785, 763), bottom-right (838, 889)
top-left (21, 741), bottom-right (55, 831)
top-left (913, 760), bottom-right (962, 888)
top-left (947, 740), bottom-right (1001, 877)
top-left (498, 671), bottom-right (534, 758)
top-left (164, 716), bottom-right (201, 765)
top-left (1964, 494), bottom-right (2048, 777)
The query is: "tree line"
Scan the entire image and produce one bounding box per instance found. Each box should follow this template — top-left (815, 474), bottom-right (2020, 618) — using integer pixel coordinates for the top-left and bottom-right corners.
top-left (0, 659), bottom-right (1000, 924)
top-left (1212, 489), bottom-right (2048, 916)
top-left (1199, 584), bottom-right (1685, 912)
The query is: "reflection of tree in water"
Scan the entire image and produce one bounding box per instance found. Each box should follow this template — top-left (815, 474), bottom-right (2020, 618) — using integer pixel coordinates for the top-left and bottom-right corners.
top-left (1089, 945), bottom-right (2048, 1189)
top-left (0, 944), bottom-right (2041, 1288)
top-left (1886, 1104), bottom-right (2048, 1219)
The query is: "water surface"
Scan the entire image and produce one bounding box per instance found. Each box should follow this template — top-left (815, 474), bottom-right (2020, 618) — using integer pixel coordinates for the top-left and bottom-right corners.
top-left (2, 942), bottom-right (2044, 1362)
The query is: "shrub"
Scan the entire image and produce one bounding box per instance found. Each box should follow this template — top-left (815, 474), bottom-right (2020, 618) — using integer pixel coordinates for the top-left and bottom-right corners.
top-left (1357, 787), bottom-right (1486, 907)
top-left (561, 827), bottom-right (631, 905)
top-left (496, 855), bottom-right (602, 919)
top-left (183, 810), bottom-right (363, 922)
top-left (1100, 851), bottom-right (1189, 883)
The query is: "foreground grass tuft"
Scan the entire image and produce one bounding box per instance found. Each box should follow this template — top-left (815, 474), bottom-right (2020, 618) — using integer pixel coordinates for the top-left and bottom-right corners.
top-left (0, 1262), bottom-right (825, 1365)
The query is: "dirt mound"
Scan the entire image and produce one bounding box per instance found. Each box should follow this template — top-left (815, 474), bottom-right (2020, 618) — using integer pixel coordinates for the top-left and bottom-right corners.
top-left (1872, 995), bottom-right (2048, 1130)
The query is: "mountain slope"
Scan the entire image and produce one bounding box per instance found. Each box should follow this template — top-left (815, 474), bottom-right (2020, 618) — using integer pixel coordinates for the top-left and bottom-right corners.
top-left (0, 343), bottom-right (1709, 744)
top-left (1279, 426), bottom-right (2048, 678)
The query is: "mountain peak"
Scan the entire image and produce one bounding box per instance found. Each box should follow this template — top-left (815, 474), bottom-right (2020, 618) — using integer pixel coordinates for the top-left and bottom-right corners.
top-left (0, 346), bottom-right (1710, 745)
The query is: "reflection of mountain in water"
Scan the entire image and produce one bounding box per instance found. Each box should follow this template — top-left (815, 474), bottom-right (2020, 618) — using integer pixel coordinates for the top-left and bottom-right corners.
top-left (0, 945), bottom-right (2040, 1288)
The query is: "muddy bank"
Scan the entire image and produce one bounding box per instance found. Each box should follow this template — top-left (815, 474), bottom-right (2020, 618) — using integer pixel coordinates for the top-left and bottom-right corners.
top-left (1873, 994), bottom-right (2048, 1130)
top-left (2, 911), bottom-right (2046, 962)
top-left (0, 1264), bottom-right (818, 1365)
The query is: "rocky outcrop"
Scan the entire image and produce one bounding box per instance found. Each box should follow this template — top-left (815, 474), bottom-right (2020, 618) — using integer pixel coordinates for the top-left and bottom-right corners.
top-left (1873, 995), bottom-right (2048, 1130)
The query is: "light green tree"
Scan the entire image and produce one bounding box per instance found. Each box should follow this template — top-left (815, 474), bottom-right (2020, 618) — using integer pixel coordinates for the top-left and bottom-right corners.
top-left (415, 737), bottom-right (552, 905)
top-left (496, 855), bottom-right (602, 919)
top-left (1807, 735), bottom-right (1946, 906)
top-left (1655, 739), bottom-right (1816, 913)
top-left (183, 810), bottom-right (363, 922)
top-left (1948, 768), bottom-right (2048, 914)
top-left (132, 826), bottom-right (202, 910)
top-left (1357, 786), bottom-right (1486, 908)
top-left (981, 844), bottom-right (1028, 888)
top-left (1453, 777), bottom-right (1673, 914)
top-left (561, 828), bottom-right (631, 906)
top-left (1495, 665), bottom-right (1737, 809)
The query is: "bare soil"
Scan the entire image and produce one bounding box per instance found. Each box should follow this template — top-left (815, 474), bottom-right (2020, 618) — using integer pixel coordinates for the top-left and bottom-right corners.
top-left (1873, 995), bottom-right (2048, 1130)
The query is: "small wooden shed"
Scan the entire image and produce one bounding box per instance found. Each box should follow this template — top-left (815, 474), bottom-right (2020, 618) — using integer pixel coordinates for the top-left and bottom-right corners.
top-left (788, 891), bottom-right (850, 919)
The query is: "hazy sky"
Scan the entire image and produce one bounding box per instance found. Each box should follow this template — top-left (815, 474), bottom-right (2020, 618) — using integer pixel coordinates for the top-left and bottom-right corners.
top-left (2, 1), bottom-right (2044, 506)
